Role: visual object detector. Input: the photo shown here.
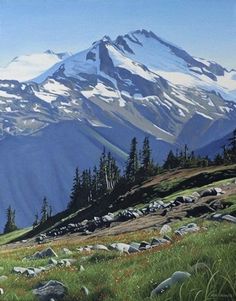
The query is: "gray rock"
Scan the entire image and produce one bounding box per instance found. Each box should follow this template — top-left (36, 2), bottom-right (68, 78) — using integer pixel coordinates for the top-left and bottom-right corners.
top-left (0, 276), bottom-right (8, 282)
top-left (200, 187), bottom-right (223, 197)
top-left (151, 238), bottom-right (169, 246)
top-left (109, 242), bottom-right (139, 253)
top-left (29, 247), bottom-right (58, 260)
top-left (62, 248), bottom-right (72, 255)
top-left (81, 286), bottom-right (89, 296)
top-left (48, 258), bottom-right (58, 265)
top-left (175, 223), bottom-right (200, 236)
top-left (160, 224), bottom-right (172, 235)
top-left (0, 288), bottom-right (3, 295)
top-left (151, 271), bottom-right (191, 297)
top-left (12, 267), bottom-right (28, 274)
top-left (130, 242), bottom-right (141, 249)
top-left (221, 214), bottom-right (236, 223)
top-left (33, 280), bottom-right (67, 301)
top-left (91, 244), bottom-right (109, 251)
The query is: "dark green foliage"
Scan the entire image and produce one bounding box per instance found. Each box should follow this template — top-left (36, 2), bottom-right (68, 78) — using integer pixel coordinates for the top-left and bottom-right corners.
top-left (4, 205), bottom-right (18, 234)
top-left (68, 149), bottom-right (120, 211)
top-left (125, 137), bottom-right (139, 183)
top-left (40, 197), bottom-right (49, 223)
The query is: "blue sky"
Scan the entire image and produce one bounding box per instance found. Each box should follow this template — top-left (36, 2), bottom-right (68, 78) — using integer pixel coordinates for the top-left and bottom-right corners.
top-left (0, 0), bottom-right (235, 68)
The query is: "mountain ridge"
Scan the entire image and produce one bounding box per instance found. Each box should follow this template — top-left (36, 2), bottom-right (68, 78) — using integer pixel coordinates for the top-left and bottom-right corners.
top-left (0, 29), bottom-right (235, 228)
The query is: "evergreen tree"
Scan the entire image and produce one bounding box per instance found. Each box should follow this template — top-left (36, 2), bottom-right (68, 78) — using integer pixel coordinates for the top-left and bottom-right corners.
top-left (4, 206), bottom-right (17, 234)
top-left (69, 167), bottom-right (81, 209)
top-left (228, 128), bottom-right (236, 163)
top-left (163, 150), bottom-right (179, 170)
top-left (40, 197), bottom-right (49, 223)
top-left (142, 137), bottom-right (151, 170)
top-left (97, 148), bottom-right (108, 194)
top-left (125, 137), bottom-right (139, 182)
top-left (214, 153), bottom-right (224, 165)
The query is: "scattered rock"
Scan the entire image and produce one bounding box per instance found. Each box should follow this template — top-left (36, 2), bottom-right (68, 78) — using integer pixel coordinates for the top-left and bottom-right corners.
top-left (210, 213), bottom-right (236, 223)
top-left (175, 223), bottom-right (200, 236)
top-left (33, 280), bottom-right (67, 301)
top-left (221, 214), bottom-right (236, 223)
top-left (29, 247), bottom-right (58, 260)
top-left (0, 288), bottom-right (4, 295)
top-left (151, 238), bottom-right (169, 246)
top-left (160, 224), bottom-right (172, 235)
top-left (150, 271), bottom-right (191, 297)
top-left (81, 286), bottom-right (89, 296)
top-left (91, 244), bottom-right (109, 251)
top-left (12, 267), bottom-right (28, 274)
top-left (62, 248), bottom-right (72, 256)
top-left (0, 276), bottom-right (8, 282)
top-left (200, 187), bottom-right (223, 197)
top-left (48, 258), bottom-right (58, 265)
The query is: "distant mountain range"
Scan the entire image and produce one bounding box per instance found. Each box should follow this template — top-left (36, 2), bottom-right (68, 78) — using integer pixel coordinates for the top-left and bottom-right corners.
top-left (0, 29), bottom-right (235, 229)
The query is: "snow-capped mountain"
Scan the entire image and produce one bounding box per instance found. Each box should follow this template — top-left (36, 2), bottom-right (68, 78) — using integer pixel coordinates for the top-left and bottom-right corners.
top-left (0, 50), bottom-right (71, 82)
top-left (0, 29), bottom-right (235, 228)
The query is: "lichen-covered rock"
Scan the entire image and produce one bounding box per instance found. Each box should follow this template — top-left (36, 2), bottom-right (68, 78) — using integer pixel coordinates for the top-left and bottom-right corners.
top-left (151, 271), bottom-right (191, 297)
top-left (33, 280), bottom-right (67, 301)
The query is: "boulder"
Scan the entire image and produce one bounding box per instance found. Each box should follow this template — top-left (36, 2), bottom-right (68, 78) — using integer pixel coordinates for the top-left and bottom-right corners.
top-left (109, 243), bottom-right (140, 253)
top-left (62, 248), bottom-right (72, 256)
top-left (175, 223), bottom-right (200, 236)
top-left (150, 271), bottom-right (191, 297)
top-left (29, 248), bottom-right (58, 260)
top-left (33, 280), bottom-right (67, 301)
top-left (151, 238), bottom-right (169, 246)
top-left (12, 267), bottom-right (28, 274)
top-left (91, 244), bottom-right (109, 251)
top-left (0, 276), bottom-right (8, 282)
top-left (81, 286), bottom-right (89, 296)
top-left (221, 214), bottom-right (236, 223)
top-left (200, 187), bottom-right (223, 197)
top-left (160, 224), bottom-right (172, 236)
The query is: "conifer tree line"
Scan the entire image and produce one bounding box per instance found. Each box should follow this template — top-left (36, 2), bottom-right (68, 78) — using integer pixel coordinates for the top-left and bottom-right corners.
top-left (68, 130), bottom-right (236, 211)
top-left (2, 129), bottom-right (235, 233)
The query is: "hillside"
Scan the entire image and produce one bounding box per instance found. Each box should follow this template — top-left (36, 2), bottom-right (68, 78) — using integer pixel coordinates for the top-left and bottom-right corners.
top-left (0, 29), bottom-right (235, 228)
top-left (0, 165), bottom-right (235, 301)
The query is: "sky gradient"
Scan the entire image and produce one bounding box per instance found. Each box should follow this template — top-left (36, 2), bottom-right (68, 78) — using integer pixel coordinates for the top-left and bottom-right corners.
top-left (0, 0), bottom-right (235, 68)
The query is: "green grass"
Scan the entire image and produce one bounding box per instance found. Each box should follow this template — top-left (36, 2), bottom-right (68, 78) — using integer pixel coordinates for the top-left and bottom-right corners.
top-left (0, 221), bottom-right (235, 301)
top-left (0, 228), bottom-right (31, 245)
top-left (0, 173), bottom-right (235, 301)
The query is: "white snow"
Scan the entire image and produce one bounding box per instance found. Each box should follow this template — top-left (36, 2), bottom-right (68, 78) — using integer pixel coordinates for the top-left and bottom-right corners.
top-left (0, 90), bottom-right (21, 99)
top-left (0, 51), bottom-right (70, 82)
top-left (195, 111), bottom-right (213, 120)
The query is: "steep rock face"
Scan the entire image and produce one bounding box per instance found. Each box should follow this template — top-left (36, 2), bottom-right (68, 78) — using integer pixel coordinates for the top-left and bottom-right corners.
top-left (0, 29), bottom-right (235, 228)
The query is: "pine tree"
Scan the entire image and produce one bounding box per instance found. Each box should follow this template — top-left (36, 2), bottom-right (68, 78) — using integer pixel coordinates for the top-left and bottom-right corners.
top-left (228, 128), bottom-right (236, 163)
top-left (142, 137), bottom-right (151, 171)
top-left (69, 167), bottom-right (81, 209)
top-left (125, 137), bottom-right (139, 183)
top-left (163, 150), bottom-right (179, 170)
top-left (98, 148), bottom-right (108, 194)
top-left (4, 206), bottom-right (18, 234)
top-left (40, 197), bottom-right (49, 223)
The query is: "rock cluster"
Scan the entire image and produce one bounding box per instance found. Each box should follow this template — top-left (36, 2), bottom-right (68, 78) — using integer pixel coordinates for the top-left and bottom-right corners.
top-left (39, 187), bottom-right (224, 240)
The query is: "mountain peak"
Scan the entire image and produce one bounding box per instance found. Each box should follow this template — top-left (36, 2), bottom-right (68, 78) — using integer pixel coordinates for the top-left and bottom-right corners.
top-left (44, 49), bottom-right (56, 55)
